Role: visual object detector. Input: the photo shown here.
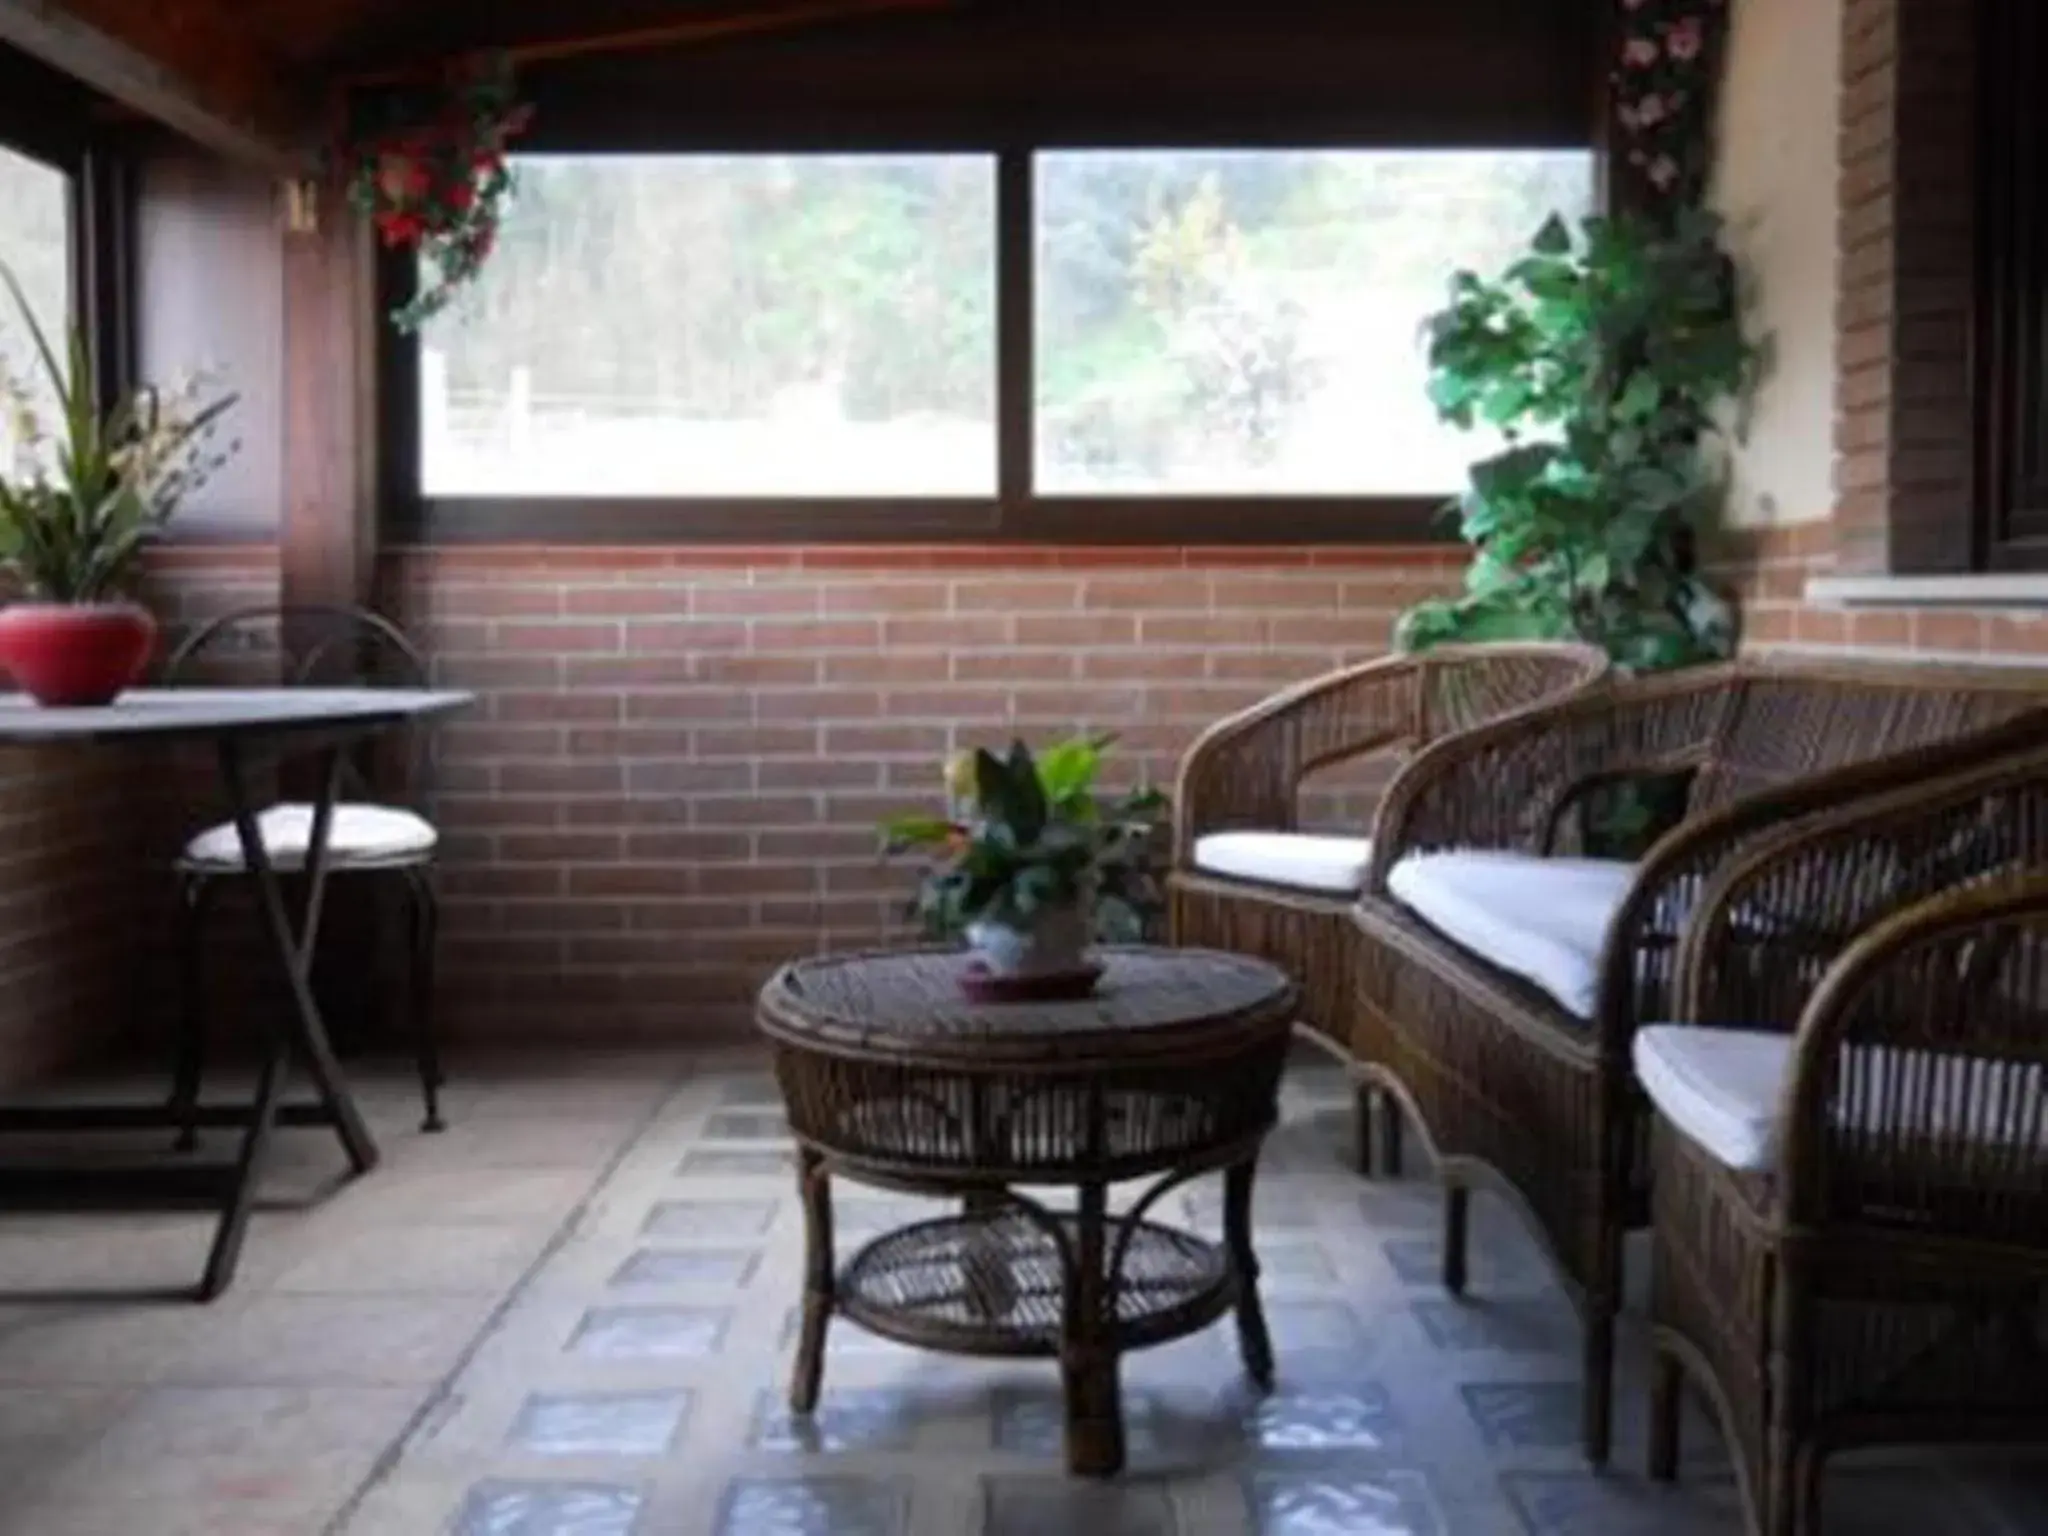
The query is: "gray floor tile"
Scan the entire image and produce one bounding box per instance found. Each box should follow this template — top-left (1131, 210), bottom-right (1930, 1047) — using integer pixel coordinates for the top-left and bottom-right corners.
top-left (717, 1076), bottom-right (784, 1108)
top-left (1501, 1471), bottom-right (1741, 1536)
top-left (640, 1199), bottom-right (778, 1240)
top-left (451, 1479), bottom-right (647, 1535)
top-left (992, 1385), bottom-right (1217, 1464)
top-left (1411, 1298), bottom-right (1573, 1355)
top-left (568, 1306), bottom-right (729, 1361)
top-left (508, 1391), bottom-right (692, 1456)
top-left (609, 1249), bottom-right (761, 1287)
top-left (1265, 1301), bottom-right (1370, 1356)
top-left (3, 1056), bottom-right (2030, 1536)
top-left (1246, 1467), bottom-right (1446, 1535)
top-left (751, 1387), bottom-right (929, 1453)
top-left (983, 1474), bottom-right (1179, 1536)
top-left (675, 1149), bottom-right (793, 1177)
top-left (1234, 1382), bottom-right (1400, 1452)
top-left (1460, 1383), bottom-right (1581, 1451)
top-left (715, 1475), bottom-right (909, 1536)
top-left (702, 1110), bottom-right (789, 1141)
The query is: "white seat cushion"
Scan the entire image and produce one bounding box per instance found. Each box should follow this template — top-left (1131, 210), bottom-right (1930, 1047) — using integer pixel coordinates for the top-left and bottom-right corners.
top-left (1633, 1026), bottom-right (1790, 1172)
top-left (1386, 850), bottom-right (1638, 1019)
top-left (1192, 832), bottom-right (1374, 896)
top-left (182, 803), bottom-right (438, 872)
top-left (1635, 1024), bottom-right (2048, 1174)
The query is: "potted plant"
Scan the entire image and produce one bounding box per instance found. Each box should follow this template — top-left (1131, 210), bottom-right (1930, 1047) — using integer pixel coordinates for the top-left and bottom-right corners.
top-left (1399, 208), bottom-right (1758, 672)
top-left (1397, 210), bottom-right (1760, 853)
top-left (882, 735), bottom-right (1168, 993)
top-left (0, 264), bottom-right (237, 705)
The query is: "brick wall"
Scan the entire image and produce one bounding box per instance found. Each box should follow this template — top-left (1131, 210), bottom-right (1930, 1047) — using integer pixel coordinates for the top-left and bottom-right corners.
top-left (0, 745), bottom-right (147, 1084)
top-left (1832, 0), bottom-right (1978, 577)
top-left (1714, 0), bottom-right (2046, 660)
top-left (1714, 524), bottom-right (2048, 660)
top-left (387, 545), bottom-right (1458, 1043)
top-left (0, 546), bottom-right (279, 1088)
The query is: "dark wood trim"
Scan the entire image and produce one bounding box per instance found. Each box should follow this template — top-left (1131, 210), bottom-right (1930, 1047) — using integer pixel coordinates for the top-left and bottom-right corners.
top-left (390, 494), bottom-right (1452, 546)
top-left (374, 243), bottom-right (421, 518)
top-left (359, 0), bottom-right (1597, 155)
top-left (1975, 0), bottom-right (2048, 572)
top-left (367, 0), bottom-right (1600, 549)
top-left (77, 139), bottom-right (138, 416)
top-left (0, 41), bottom-right (93, 170)
top-left (0, 0), bottom-right (301, 171)
top-left (283, 210), bottom-right (381, 616)
top-left (1012, 497), bottom-right (1450, 546)
top-left (995, 147), bottom-right (1032, 510)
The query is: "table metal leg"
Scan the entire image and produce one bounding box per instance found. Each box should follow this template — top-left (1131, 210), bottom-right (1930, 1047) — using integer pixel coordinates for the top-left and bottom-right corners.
top-left (219, 741), bottom-right (377, 1173)
top-left (791, 1147), bottom-right (833, 1413)
top-left (198, 741), bottom-right (378, 1298)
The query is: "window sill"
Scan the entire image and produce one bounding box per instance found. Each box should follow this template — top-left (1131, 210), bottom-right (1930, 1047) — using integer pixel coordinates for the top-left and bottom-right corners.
top-left (389, 495), bottom-right (1458, 546)
top-left (1804, 573), bottom-right (2048, 609)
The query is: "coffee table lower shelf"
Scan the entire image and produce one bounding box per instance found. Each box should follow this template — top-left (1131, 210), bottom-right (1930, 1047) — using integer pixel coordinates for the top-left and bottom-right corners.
top-left (836, 1208), bottom-right (1238, 1358)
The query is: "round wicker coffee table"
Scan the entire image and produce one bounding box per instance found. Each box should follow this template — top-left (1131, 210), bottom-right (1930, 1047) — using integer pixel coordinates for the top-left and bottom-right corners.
top-left (756, 945), bottom-right (1297, 1476)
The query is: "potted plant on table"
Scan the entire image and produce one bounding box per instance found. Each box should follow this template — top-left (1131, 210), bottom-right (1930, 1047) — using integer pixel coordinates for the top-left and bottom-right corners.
top-left (0, 264), bottom-right (237, 705)
top-left (882, 735), bottom-right (1169, 997)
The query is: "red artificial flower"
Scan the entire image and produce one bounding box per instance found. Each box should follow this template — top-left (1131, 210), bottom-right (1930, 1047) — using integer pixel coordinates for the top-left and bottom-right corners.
top-left (448, 179), bottom-right (478, 212)
top-left (375, 210), bottom-right (426, 247)
top-left (378, 152), bottom-right (429, 204)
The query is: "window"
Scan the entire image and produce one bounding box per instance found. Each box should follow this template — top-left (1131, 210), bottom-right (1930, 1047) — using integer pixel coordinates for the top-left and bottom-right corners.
top-left (420, 154), bottom-right (997, 498)
top-left (1034, 150), bottom-right (1594, 496)
top-left (0, 141), bottom-right (72, 467)
top-left (394, 144), bottom-right (1596, 538)
top-left (1977, 0), bottom-right (2048, 569)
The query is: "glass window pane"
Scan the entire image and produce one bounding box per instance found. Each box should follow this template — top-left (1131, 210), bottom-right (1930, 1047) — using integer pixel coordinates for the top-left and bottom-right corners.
top-left (1034, 149), bottom-right (1595, 496)
top-left (421, 154), bottom-right (997, 498)
top-left (0, 143), bottom-right (72, 469)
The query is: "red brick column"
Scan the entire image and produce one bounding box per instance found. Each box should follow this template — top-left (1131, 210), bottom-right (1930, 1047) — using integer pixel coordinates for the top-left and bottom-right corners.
top-left (1834, 0), bottom-right (1979, 575)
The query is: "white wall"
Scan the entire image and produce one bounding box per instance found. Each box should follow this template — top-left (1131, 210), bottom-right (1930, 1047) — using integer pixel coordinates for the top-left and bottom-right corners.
top-left (1710, 0), bottom-right (1842, 528)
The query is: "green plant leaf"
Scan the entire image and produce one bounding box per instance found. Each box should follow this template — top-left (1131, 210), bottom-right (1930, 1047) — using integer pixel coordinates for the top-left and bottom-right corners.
top-left (1531, 214), bottom-right (1574, 257)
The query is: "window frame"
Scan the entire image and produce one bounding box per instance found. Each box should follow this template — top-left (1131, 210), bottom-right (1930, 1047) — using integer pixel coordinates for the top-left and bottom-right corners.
top-left (1974, 0), bottom-right (2048, 572)
top-left (379, 49), bottom-right (1601, 545)
top-left (0, 48), bottom-right (134, 417)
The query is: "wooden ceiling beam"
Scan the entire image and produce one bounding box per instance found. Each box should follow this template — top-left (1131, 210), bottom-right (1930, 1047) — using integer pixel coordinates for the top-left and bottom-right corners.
top-left (0, 0), bottom-right (310, 168)
top-left (325, 0), bottom-right (947, 82)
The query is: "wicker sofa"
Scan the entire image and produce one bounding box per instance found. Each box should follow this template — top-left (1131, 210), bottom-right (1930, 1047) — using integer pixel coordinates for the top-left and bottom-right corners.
top-left (1642, 743), bottom-right (2048, 1535)
top-left (1350, 656), bottom-right (2048, 1464)
top-left (1169, 642), bottom-right (1608, 1160)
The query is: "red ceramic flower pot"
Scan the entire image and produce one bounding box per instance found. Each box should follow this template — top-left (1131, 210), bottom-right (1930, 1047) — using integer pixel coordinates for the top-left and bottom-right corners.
top-left (0, 602), bottom-right (158, 707)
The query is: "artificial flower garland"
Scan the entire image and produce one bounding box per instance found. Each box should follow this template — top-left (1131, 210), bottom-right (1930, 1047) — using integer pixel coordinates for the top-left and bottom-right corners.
top-left (337, 56), bottom-right (533, 332)
top-left (1611, 0), bottom-right (1730, 210)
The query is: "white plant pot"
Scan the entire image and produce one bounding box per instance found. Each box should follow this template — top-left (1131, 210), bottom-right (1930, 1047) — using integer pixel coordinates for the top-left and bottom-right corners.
top-left (966, 903), bottom-right (1092, 978)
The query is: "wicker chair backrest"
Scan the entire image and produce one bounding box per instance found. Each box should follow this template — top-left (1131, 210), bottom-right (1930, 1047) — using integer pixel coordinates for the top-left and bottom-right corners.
top-left (1688, 667), bottom-right (2048, 817)
top-left (1418, 644), bottom-right (1610, 743)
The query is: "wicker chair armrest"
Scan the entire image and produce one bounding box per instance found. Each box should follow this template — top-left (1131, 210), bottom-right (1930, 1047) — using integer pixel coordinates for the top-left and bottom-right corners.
top-left (1777, 867), bottom-right (2048, 1228)
top-left (1172, 653), bottom-right (1424, 863)
top-left (1364, 665), bottom-right (1727, 893)
top-left (1671, 741), bottom-right (2048, 1032)
top-left (1594, 718), bottom-right (2048, 1061)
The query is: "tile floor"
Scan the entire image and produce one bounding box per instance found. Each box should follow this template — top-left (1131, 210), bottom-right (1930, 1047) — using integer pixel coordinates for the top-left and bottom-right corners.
top-left (0, 1049), bottom-right (2040, 1535)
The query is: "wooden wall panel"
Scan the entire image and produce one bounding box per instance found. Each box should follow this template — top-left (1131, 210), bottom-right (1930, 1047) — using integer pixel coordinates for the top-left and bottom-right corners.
top-left (136, 143), bottom-right (285, 541)
top-left (282, 206), bottom-right (379, 620)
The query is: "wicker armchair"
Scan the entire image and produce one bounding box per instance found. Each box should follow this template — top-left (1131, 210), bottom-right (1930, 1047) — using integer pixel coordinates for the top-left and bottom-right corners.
top-left (1644, 759), bottom-right (2048, 1534)
top-left (1350, 656), bottom-right (2048, 1464)
top-left (1168, 643), bottom-right (1608, 1162)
